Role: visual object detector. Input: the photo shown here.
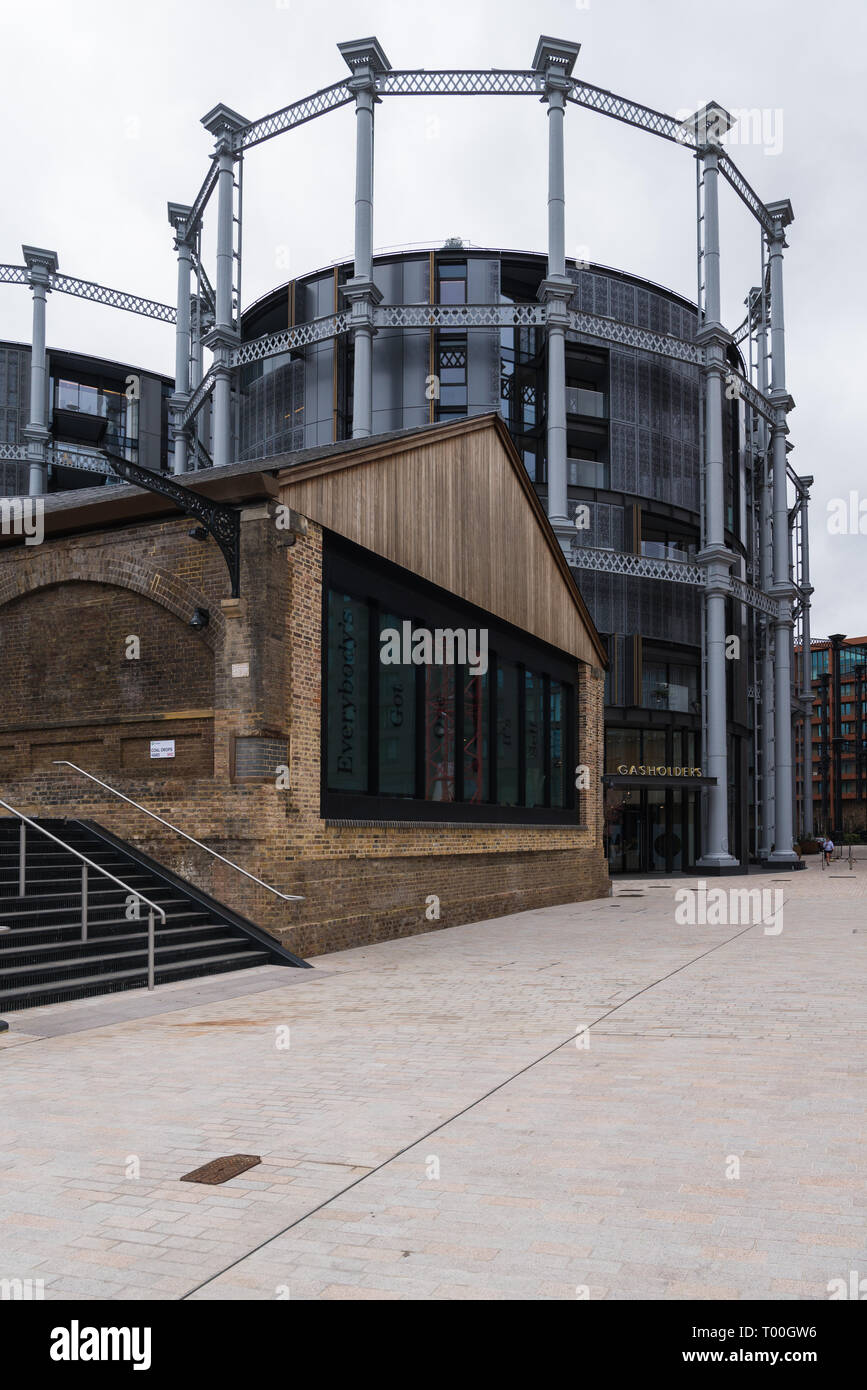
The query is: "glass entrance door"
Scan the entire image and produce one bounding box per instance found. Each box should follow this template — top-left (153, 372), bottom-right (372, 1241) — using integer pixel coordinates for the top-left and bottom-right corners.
top-left (606, 785), bottom-right (701, 874)
top-left (647, 790), bottom-right (667, 871)
top-left (605, 787), bottom-right (642, 873)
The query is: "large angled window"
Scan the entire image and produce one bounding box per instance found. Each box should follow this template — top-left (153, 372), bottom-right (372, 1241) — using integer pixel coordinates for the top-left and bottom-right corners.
top-left (323, 536), bottom-right (580, 824)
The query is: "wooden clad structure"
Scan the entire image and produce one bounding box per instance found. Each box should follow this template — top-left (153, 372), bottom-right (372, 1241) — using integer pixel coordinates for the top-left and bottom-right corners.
top-left (278, 413), bottom-right (606, 669)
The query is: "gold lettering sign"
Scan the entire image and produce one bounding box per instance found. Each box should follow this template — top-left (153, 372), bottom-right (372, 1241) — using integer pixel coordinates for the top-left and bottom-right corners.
top-left (616, 765), bottom-right (703, 777)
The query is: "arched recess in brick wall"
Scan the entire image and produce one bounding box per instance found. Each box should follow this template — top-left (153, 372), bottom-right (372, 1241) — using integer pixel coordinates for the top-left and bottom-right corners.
top-left (0, 548), bottom-right (225, 650)
top-left (0, 558), bottom-right (221, 778)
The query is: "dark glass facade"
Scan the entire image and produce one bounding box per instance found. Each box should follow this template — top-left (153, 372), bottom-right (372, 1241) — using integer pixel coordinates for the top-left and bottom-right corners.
top-left (0, 341), bottom-right (172, 496)
top-left (323, 534), bottom-right (578, 824)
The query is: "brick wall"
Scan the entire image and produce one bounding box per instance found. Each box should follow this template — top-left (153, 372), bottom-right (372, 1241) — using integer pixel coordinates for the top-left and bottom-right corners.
top-left (0, 498), bottom-right (608, 958)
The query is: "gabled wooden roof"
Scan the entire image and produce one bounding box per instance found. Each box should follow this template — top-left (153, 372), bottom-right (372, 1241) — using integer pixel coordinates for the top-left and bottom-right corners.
top-left (278, 412), bottom-right (607, 668)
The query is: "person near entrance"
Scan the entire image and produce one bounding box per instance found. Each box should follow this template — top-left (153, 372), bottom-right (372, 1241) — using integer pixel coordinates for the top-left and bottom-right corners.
top-left (823, 837), bottom-right (835, 867)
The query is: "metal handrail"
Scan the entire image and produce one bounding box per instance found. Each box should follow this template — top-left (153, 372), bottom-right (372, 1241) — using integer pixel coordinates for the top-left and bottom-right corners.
top-left (52, 762), bottom-right (304, 902)
top-left (0, 797), bottom-right (166, 990)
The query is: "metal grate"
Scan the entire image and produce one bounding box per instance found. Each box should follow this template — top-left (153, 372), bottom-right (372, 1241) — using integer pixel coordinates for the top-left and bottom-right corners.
top-left (181, 1154), bottom-right (261, 1185)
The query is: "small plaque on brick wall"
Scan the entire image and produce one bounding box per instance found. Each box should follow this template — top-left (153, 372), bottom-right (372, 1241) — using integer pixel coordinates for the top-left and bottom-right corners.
top-left (150, 739), bottom-right (175, 759)
top-left (232, 662), bottom-right (250, 678)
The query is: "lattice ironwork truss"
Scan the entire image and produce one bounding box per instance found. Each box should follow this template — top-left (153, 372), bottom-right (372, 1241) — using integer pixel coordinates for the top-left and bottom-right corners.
top-left (232, 311), bottom-right (352, 367)
top-left (237, 81), bottom-right (355, 151)
top-left (180, 365), bottom-right (219, 428)
top-left (731, 576), bottom-right (782, 619)
top-left (182, 159), bottom-right (220, 246)
top-left (568, 309), bottom-right (702, 365)
top-left (728, 369), bottom-right (775, 425)
top-left (52, 274), bottom-right (176, 322)
top-left (569, 546), bottom-right (706, 586)
top-left (569, 545), bottom-right (783, 620)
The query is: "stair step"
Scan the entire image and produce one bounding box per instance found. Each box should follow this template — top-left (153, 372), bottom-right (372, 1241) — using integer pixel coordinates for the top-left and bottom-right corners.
top-left (0, 815), bottom-right (300, 1009)
top-left (0, 924), bottom-right (237, 961)
top-left (0, 896), bottom-right (192, 920)
top-left (0, 938), bottom-right (259, 981)
top-left (0, 951), bottom-right (273, 1010)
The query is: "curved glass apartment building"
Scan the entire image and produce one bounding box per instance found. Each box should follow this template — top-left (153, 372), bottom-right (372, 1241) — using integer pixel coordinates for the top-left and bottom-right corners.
top-left (236, 246), bottom-right (755, 872)
top-left (0, 245), bottom-right (759, 874)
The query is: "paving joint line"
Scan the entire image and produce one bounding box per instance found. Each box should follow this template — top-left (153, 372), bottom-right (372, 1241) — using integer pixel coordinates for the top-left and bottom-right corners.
top-left (180, 914), bottom-right (763, 1299)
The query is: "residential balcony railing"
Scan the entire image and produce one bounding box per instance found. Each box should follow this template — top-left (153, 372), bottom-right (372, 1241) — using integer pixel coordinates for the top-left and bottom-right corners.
top-left (566, 386), bottom-right (606, 419)
top-left (567, 456), bottom-right (607, 488)
top-left (642, 681), bottom-right (692, 713)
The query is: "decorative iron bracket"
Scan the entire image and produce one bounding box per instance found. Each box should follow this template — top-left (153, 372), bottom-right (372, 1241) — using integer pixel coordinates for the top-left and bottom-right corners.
top-left (102, 450), bottom-right (240, 597)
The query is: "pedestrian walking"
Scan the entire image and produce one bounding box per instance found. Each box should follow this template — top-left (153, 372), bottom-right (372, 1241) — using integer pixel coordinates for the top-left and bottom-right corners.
top-left (824, 837), bottom-right (834, 867)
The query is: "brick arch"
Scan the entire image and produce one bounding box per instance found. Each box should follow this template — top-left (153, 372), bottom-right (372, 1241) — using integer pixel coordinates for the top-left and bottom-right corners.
top-left (0, 548), bottom-right (225, 650)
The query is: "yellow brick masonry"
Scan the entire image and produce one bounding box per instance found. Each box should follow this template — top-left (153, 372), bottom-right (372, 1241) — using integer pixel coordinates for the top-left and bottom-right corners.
top-left (0, 511), bottom-right (608, 958)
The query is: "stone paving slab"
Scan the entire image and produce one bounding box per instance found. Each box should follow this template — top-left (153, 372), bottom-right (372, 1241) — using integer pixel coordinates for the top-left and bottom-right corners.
top-left (0, 863), bottom-right (864, 1300)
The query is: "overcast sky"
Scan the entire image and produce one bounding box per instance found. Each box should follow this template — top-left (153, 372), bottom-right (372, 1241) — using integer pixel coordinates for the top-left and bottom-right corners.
top-left (2, 0), bottom-right (864, 637)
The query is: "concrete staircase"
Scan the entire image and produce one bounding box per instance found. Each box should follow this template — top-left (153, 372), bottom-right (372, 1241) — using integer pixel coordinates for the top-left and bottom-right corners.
top-left (0, 817), bottom-right (306, 1013)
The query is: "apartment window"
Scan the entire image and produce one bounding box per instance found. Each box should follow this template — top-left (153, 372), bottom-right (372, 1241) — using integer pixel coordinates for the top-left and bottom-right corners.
top-left (641, 659), bottom-right (698, 712)
top-left (437, 261), bottom-right (467, 305)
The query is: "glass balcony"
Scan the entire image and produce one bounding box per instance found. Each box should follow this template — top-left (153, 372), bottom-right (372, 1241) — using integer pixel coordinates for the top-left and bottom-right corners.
top-left (642, 681), bottom-right (691, 713)
top-left (568, 456), bottom-right (607, 488)
top-left (566, 386), bottom-right (606, 419)
top-left (641, 540), bottom-right (694, 563)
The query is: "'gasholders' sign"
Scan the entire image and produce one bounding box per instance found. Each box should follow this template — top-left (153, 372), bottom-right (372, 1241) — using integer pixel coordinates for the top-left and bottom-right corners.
top-left (616, 765), bottom-right (703, 777)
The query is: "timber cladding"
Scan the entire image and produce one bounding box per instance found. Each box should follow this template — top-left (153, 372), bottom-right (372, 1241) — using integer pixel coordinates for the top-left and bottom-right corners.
top-left (278, 413), bottom-right (605, 669)
top-left (0, 416), bottom-right (608, 956)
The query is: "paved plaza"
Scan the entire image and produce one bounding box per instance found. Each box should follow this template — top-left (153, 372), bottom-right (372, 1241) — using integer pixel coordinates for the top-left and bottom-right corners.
top-left (1, 862), bottom-right (864, 1301)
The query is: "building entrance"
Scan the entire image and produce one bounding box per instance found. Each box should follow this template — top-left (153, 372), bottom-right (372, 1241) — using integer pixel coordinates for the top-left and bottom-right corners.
top-left (604, 784), bottom-right (701, 874)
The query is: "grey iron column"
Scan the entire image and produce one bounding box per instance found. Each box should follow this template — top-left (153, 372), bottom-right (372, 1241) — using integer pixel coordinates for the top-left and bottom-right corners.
top-left (767, 199), bottom-right (798, 863)
top-left (691, 108), bottom-right (738, 869)
top-left (201, 105), bottom-right (248, 469)
top-left (532, 37), bottom-right (581, 533)
top-left (22, 245), bottom-right (58, 497)
top-left (339, 38), bottom-right (391, 440)
top-left (797, 475), bottom-right (814, 836)
top-left (755, 288), bottom-right (775, 856)
top-left (168, 203), bottom-right (193, 475)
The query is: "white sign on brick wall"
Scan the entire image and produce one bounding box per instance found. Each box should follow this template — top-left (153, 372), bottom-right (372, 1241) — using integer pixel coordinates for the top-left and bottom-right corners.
top-left (150, 740), bottom-right (176, 759)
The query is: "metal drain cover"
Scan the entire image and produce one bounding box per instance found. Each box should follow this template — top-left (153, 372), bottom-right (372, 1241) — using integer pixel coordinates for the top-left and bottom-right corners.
top-left (181, 1154), bottom-right (261, 1185)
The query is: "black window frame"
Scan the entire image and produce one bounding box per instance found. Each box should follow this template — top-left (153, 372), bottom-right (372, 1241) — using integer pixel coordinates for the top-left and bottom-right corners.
top-left (322, 532), bottom-right (580, 824)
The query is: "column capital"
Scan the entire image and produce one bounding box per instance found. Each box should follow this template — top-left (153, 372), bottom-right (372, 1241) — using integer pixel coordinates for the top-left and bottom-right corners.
top-left (343, 278), bottom-right (383, 320)
top-left (698, 546), bottom-right (735, 594)
top-left (682, 101), bottom-right (733, 152)
top-left (167, 201), bottom-right (193, 238)
top-left (538, 277), bottom-right (573, 311)
top-left (22, 424), bottom-right (51, 446)
top-left (201, 103), bottom-right (249, 152)
top-left (766, 198), bottom-right (795, 245)
top-left (770, 586), bottom-right (796, 616)
top-left (770, 389), bottom-right (795, 416)
top-left (695, 323), bottom-right (731, 352)
top-left (203, 325), bottom-right (239, 353)
top-left (21, 245), bottom-right (58, 287)
top-left (532, 36), bottom-right (581, 89)
top-left (338, 36), bottom-right (391, 85)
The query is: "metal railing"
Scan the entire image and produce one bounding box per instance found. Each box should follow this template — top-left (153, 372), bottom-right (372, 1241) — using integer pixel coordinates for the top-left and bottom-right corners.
top-left (0, 798), bottom-right (166, 989)
top-left (52, 762), bottom-right (304, 902)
